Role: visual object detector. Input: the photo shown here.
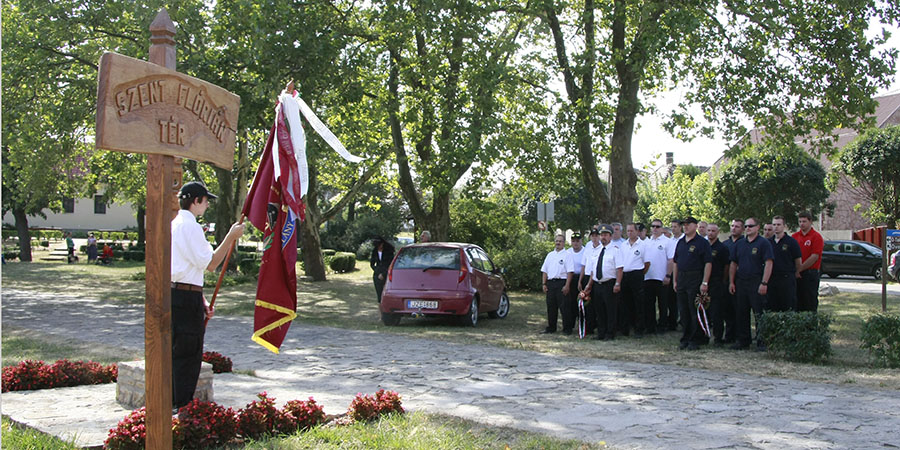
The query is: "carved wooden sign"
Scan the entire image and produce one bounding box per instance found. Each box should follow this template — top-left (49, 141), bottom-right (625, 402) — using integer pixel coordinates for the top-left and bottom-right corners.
top-left (96, 52), bottom-right (240, 170)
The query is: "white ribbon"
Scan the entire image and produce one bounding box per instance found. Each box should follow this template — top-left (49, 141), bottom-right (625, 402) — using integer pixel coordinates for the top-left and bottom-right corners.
top-left (578, 295), bottom-right (586, 339)
top-left (295, 95), bottom-right (364, 164)
top-left (697, 303), bottom-right (711, 338)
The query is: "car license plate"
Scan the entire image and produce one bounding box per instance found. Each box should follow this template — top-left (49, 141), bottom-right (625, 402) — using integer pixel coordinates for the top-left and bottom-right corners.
top-left (407, 299), bottom-right (438, 309)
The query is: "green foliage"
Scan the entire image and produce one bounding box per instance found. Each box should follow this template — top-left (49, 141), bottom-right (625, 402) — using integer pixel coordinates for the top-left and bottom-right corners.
top-left (320, 200), bottom-right (405, 254)
top-left (758, 311), bottom-right (833, 363)
top-left (203, 270), bottom-right (255, 287)
top-left (713, 143), bottom-right (830, 227)
top-left (329, 252), bottom-right (357, 273)
top-left (859, 313), bottom-right (900, 368)
top-left (832, 125), bottom-right (900, 227)
top-left (122, 251), bottom-right (145, 262)
top-left (492, 233), bottom-right (555, 291)
top-left (449, 195), bottom-right (527, 254)
top-left (238, 259), bottom-right (260, 276)
top-left (650, 166), bottom-right (722, 224)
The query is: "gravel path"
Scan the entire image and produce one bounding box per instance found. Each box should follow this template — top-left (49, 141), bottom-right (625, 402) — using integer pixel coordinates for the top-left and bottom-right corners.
top-left (3, 288), bottom-right (899, 449)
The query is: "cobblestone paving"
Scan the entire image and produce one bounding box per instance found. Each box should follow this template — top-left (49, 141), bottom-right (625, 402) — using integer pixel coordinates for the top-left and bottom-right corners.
top-left (3, 288), bottom-right (900, 449)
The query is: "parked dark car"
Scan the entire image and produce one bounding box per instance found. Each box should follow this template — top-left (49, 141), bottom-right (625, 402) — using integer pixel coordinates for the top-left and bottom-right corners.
top-left (821, 240), bottom-right (884, 280)
top-left (379, 243), bottom-right (510, 327)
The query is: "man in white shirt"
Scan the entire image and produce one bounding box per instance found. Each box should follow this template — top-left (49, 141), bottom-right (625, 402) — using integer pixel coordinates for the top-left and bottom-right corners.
top-left (661, 219), bottom-right (683, 331)
top-left (541, 234), bottom-right (574, 334)
top-left (565, 232), bottom-right (586, 335)
top-left (611, 222), bottom-right (626, 247)
top-left (171, 181), bottom-right (244, 410)
top-left (582, 224), bottom-right (623, 340)
top-left (619, 223), bottom-right (650, 337)
top-left (579, 228), bottom-right (604, 334)
top-left (644, 219), bottom-right (674, 335)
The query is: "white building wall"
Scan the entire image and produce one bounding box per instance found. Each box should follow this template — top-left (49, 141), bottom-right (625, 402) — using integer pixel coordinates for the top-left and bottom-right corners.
top-left (2, 197), bottom-right (137, 231)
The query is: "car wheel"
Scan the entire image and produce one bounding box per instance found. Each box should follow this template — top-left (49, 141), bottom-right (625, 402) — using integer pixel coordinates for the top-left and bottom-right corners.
top-left (460, 297), bottom-right (478, 327)
top-left (381, 312), bottom-right (401, 326)
top-left (488, 292), bottom-right (510, 319)
top-left (873, 266), bottom-right (882, 280)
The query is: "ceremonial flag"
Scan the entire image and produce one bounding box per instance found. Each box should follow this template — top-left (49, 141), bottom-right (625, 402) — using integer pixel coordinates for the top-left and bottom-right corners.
top-left (243, 89), bottom-right (364, 353)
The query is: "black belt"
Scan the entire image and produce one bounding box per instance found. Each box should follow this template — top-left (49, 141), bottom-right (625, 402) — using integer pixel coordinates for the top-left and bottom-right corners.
top-left (547, 278), bottom-right (566, 284)
top-left (172, 282), bottom-right (203, 292)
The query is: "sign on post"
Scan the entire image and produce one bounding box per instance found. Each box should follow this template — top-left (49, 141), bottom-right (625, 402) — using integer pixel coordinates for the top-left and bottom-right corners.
top-left (536, 201), bottom-right (555, 223)
top-left (95, 9), bottom-right (240, 450)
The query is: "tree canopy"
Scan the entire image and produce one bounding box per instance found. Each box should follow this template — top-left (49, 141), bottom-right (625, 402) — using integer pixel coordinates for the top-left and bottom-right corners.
top-left (832, 125), bottom-right (900, 227)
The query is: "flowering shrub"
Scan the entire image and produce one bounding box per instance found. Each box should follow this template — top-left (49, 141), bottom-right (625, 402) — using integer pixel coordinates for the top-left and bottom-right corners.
top-left (173, 399), bottom-right (238, 449)
top-left (201, 351), bottom-right (233, 373)
top-left (2, 359), bottom-right (117, 392)
top-left (348, 389), bottom-right (404, 422)
top-left (237, 392), bottom-right (288, 439)
top-left (104, 407), bottom-right (176, 450)
top-left (279, 397), bottom-right (326, 433)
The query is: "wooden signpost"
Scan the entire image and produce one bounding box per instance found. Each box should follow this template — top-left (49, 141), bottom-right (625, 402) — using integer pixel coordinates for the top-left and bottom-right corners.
top-left (95, 9), bottom-right (240, 449)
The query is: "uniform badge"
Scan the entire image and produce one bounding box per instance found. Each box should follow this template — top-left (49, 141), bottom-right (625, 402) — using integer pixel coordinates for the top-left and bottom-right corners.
top-left (634, 250), bottom-right (640, 256)
top-left (752, 247), bottom-right (758, 255)
top-left (712, 250), bottom-right (718, 257)
top-left (782, 244), bottom-right (788, 251)
top-left (658, 245), bottom-right (664, 250)
top-left (689, 245), bottom-right (695, 253)
top-left (805, 241), bottom-right (812, 247)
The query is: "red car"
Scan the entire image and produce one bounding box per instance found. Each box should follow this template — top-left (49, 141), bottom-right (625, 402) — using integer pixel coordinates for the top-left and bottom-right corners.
top-left (379, 243), bottom-right (510, 326)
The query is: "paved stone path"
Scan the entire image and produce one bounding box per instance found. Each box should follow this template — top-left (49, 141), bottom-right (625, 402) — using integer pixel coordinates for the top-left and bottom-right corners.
top-left (3, 288), bottom-right (900, 449)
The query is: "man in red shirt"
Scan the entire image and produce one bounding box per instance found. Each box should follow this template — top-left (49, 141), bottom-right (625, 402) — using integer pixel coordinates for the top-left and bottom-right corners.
top-left (792, 211), bottom-right (824, 312)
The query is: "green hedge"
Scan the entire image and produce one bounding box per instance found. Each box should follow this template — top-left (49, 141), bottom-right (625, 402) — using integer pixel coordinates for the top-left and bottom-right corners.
top-left (238, 258), bottom-right (260, 276)
top-left (123, 250), bottom-right (145, 262)
top-left (492, 233), bottom-right (555, 291)
top-left (322, 248), bottom-right (337, 257)
top-left (860, 313), bottom-right (900, 368)
top-left (329, 252), bottom-right (356, 273)
top-left (758, 311), bottom-right (832, 363)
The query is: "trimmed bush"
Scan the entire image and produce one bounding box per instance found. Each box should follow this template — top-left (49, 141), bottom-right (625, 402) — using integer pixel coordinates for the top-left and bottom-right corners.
top-left (123, 250), bottom-right (145, 262)
top-left (3, 251), bottom-right (18, 261)
top-left (356, 240), bottom-right (374, 261)
top-left (2, 359), bottom-right (117, 392)
top-left (237, 244), bottom-right (258, 253)
top-left (492, 233), bottom-right (555, 291)
top-left (322, 248), bottom-right (337, 257)
top-left (758, 311), bottom-right (832, 363)
top-left (329, 252), bottom-right (356, 273)
top-left (238, 258), bottom-right (260, 276)
top-left (860, 313), bottom-right (900, 368)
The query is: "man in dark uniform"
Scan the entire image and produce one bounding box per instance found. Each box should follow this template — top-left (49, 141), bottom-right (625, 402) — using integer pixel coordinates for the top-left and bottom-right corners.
top-left (171, 181), bottom-right (244, 410)
top-left (706, 223), bottom-right (731, 345)
top-left (768, 216), bottom-right (802, 311)
top-left (720, 219), bottom-right (744, 344)
top-left (672, 217), bottom-right (712, 350)
top-left (729, 217), bottom-right (773, 351)
top-left (370, 237), bottom-right (396, 303)
top-left (582, 224), bottom-right (623, 341)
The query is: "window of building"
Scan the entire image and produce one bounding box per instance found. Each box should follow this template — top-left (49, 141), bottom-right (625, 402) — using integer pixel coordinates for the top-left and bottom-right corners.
top-left (94, 195), bottom-right (106, 214)
top-left (62, 197), bottom-right (75, 213)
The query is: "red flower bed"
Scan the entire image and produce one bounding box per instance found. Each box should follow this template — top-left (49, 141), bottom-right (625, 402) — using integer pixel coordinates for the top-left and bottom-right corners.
top-left (2, 359), bottom-right (117, 392)
top-left (348, 389), bottom-right (404, 422)
top-left (280, 397), bottom-right (326, 433)
top-left (237, 391), bottom-right (290, 439)
top-left (104, 407), bottom-right (177, 450)
top-left (201, 351), bottom-right (233, 373)
top-left (173, 399), bottom-right (238, 449)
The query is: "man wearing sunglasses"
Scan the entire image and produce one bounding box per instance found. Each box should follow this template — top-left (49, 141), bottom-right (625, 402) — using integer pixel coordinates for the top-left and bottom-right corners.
top-left (644, 219), bottom-right (674, 335)
top-left (729, 217), bottom-right (773, 351)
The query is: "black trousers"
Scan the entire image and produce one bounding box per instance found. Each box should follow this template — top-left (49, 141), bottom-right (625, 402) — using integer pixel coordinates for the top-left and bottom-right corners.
top-left (708, 278), bottom-right (733, 342)
top-left (735, 275), bottom-right (767, 347)
top-left (796, 269), bottom-right (820, 312)
top-left (593, 280), bottom-right (618, 338)
top-left (172, 288), bottom-right (206, 409)
top-left (768, 272), bottom-right (797, 312)
top-left (565, 278), bottom-right (586, 332)
top-left (676, 270), bottom-right (705, 345)
top-left (619, 270), bottom-right (645, 335)
top-left (545, 279), bottom-right (569, 332)
top-left (642, 279), bottom-right (664, 334)
top-left (659, 276), bottom-right (678, 330)
top-left (373, 273), bottom-right (386, 303)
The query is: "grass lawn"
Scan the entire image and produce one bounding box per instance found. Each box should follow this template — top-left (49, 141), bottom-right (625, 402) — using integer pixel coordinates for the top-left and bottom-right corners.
top-left (3, 259), bottom-right (899, 390)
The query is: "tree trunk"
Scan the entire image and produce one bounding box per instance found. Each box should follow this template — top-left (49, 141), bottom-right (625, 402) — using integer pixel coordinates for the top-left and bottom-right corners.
top-left (136, 205), bottom-right (146, 245)
top-left (423, 193), bottom-right (451, 241)
top-left (300, 164), bottom-right (327, 281)
top-left (346, 199), bottom-right (355, 222)
top-left (234, 133), bottom-right (250, 222)
top-left (608, 77), bottom-right (641, 224)
top-left (574, 112), bottom-right (611, 222)
top-left (214, 166), bottom-right (235, 245)
top-left (13, 208), bottom-right (32, 262)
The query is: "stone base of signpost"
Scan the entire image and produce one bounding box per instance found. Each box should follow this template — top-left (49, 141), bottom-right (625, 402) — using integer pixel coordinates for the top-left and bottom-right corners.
top-left (116, 360), bottom-right (213, 409)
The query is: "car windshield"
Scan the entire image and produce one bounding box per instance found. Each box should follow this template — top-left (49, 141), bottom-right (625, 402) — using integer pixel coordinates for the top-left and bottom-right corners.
top-left (858, 242), bottom-right (882, 255)
top-left (394, 247), bottom-right (460, 270)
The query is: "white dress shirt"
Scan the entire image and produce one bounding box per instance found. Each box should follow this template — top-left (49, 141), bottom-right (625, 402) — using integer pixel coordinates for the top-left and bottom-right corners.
top-left (644, 235), bottom-right (675, 281)
top-left (567, 246), bottom-right (586, 277)
top-left (171, 209), bottom-right (214, 286)
top-left (620, 238), bottom-right (648, 272)
top-left (541, 248), bottom-right (574, 280)
top-left (584, 242), bottom-right (623, 282)
top-left (581, 241), bottom-right (603, 280)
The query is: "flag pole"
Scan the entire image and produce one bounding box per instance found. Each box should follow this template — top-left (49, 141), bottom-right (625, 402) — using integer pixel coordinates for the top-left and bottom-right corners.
top-left (205, 214), bottom-right (245, 328)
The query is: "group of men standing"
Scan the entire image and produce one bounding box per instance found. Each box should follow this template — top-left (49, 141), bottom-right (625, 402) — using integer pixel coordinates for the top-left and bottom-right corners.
top-left (540, 211), bottom-right (824, 352)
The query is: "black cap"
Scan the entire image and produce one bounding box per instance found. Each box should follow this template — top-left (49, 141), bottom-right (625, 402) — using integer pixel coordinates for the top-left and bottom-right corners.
top-left (179, 181), bottom-right (217, 201)
top-left (684, 216), bottom-right (698, 225)
top-left (571, 232), bottom-right (582, 240)
top-left (598, 224), bottom-right (613, 234)
top-left (589, 228), bottom-right (600, 236)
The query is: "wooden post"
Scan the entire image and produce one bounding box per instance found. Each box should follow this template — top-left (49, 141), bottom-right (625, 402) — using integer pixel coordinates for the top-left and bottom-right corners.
top-left (146, 9), bottom-right (177, 450)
